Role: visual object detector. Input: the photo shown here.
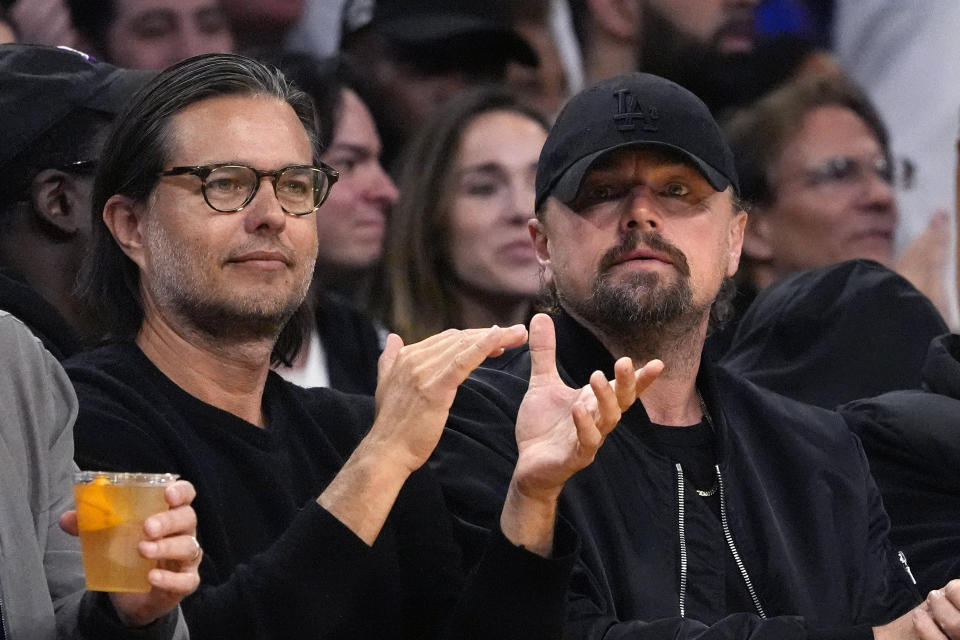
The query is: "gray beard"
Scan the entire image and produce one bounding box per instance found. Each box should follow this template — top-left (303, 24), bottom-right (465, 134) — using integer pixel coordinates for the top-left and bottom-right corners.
top-left (146, 218), bottom-right (314, 346)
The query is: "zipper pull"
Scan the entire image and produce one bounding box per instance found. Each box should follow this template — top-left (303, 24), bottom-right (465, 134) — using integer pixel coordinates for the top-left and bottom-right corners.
top-left (898, 550), bottom-right (917, 585)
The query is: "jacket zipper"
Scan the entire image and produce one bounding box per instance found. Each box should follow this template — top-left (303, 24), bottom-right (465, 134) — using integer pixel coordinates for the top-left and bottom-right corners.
top-left (716, 465), bottom-right (767, 618)
top-left (898, 550), bottom-right (917, 584)
top-left (675, 464), bottom-right (688, 618)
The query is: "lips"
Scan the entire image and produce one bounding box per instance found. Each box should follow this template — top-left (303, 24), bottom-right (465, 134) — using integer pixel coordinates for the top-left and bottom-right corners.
top-left (227, 249), bottom-right (293, 267)
top-left (615, 247), bottom-right (674, 266)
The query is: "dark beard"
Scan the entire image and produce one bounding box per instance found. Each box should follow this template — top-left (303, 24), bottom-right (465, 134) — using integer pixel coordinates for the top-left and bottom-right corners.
top-left (639, 6), bottom-right (761, 117)
top-left (558, 229), bottom-right (706, 349)
top-left (174, 296), bottom-right (300, 347)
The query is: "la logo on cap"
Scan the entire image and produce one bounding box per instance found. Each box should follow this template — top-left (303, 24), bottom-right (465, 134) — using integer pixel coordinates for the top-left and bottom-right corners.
top-left (613, 88), bottom-right (660, 133)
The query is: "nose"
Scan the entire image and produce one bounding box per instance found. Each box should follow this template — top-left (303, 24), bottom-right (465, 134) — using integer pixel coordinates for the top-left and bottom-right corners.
top-left (367, 164), bottom-right (400, 207)
top-left (861, 169), bottom-right (896, 215)
top-left (508, 175), bottom-right (536, 224)
top-left (243, 176), bottom-right (288, 234)
top-left (622, 184), bottom-right (663, 232)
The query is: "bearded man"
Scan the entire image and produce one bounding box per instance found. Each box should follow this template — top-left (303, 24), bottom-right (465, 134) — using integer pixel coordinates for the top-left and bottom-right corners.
top-left (432, 72), bottom-right (960, 640)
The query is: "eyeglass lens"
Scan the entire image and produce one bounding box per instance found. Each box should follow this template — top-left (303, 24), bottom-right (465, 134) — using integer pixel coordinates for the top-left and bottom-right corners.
top-left (203, 166), bottom-right (326, 214)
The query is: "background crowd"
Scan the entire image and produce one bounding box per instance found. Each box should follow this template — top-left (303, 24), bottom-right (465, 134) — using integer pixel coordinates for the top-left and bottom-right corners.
top-left (3, 0), bottom-right (960, 638)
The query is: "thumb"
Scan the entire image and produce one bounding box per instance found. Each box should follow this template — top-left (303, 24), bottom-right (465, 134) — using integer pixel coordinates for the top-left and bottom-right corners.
top-left (377, 333), bottom-right (404, 382)
top-left (528, 313), bottom-right (559, 384)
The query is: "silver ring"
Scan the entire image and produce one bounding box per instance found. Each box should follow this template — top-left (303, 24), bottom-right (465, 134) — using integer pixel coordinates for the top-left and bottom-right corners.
top-left (189, 535), bottom-right (202, 562)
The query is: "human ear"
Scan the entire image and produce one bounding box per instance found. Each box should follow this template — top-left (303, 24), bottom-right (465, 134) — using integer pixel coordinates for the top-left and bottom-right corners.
top-left (30, 170), bottom-right (84, 236)
top-left (742, 206), bottom-right (774, 263)
top-left (529, 218), bottom-right (554, 283)
top-left (726, 209), bottom-right (748, 277)
top-left (102, 194), bottom-right (148, 269)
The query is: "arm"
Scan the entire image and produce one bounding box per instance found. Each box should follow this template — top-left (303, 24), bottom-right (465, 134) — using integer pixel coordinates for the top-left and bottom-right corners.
top-left (318, 324), bottom-right (527, 545)
top-left (500, 313), bottom-right (662, 556)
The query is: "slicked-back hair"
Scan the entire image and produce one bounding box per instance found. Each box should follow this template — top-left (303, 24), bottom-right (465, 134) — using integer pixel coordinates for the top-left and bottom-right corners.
top-left (78, 53), bottom-right (320, 365)
top-left (723, 71), bottom-right (890, 208)
top-left (375, 86), bottom-right (549, 343)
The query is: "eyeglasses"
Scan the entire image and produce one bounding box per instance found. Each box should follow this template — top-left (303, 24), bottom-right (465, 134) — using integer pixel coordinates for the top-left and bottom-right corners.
top-left (156, 163), bottom-right (339, 216)
top-left (802, 155), bottom-right (895, 189)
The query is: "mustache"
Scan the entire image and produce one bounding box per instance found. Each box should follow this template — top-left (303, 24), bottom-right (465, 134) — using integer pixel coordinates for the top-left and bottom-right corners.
top-left (225, 241), bottom-right (297, 265)
top-left (597, 229), bottom-right (691, 277)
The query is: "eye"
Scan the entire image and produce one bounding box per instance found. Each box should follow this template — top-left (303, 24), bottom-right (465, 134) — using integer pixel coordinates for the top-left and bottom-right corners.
top-left (465, 182), bottom-right (499, 197)
top-left (278, 178), bottom-right (311, 195)
top-left (206, 177), bottom-right (244, 192)
top-left (662, 182), bottom-right (690, 197)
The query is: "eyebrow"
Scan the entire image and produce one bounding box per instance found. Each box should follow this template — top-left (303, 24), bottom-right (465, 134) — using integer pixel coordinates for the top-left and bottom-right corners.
top-left (458, 161), bottom-right (539, 175)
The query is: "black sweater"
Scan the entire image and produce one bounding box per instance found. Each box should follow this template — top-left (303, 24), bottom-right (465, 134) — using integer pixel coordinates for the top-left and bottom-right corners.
top-left (66, 342), bottom-right (574, 640)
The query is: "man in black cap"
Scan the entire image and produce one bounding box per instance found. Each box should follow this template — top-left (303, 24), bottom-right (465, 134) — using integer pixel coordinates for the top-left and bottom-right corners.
top-left (432, 72), bottom-right (960, 638)
top-left (0, 43), bottom-right (151, 359)
top-left (340, 0), bottom-right (538, 165)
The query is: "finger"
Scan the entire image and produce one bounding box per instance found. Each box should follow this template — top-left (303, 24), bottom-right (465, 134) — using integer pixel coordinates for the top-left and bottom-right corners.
top-left (164, 480), bottom-right (196, 508)
top-left (634, 359), bottom-right (664, 396)
top-left (913, 605), bottom-right (950, 640)
top-left (377, 333), bottom-right (404, 381)
top-left (147, 567), bottom-right (201, 595)
top-left (442, 326), bottom-right (511, 385)
top-left (927, 588), bottom-right (960, 638)
top-left (612, 357), bottom-right (637, 411)
top-left (140, 533), bottom-right (202, 563)
top-left (590, 369), bottom-right (622, 435)
top-left (572, 402), bottom-right (602, 457)
top-left (144, 505), bottom-right (197, 540)
top-left (528, 313), bottom-right (560, 383)
top-left (59, 510), bottom-right (79, 536)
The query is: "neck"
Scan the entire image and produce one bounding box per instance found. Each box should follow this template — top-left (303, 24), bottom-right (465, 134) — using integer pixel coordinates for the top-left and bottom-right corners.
top-left (568, 306), bottom-right (708, 426)
top-left (0, 235), bottom-right (93, 336)
top-left (136, 309), bottom-right (275, 427)
top-left (584, 28), bottom-right (638, 87)
top-left (454, 286), bottom-right (533, 330)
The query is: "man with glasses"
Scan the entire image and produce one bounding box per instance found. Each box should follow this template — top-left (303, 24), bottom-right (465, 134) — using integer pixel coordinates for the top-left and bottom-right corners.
top-left (0, 43), bottom-right (152, 359)
top-left (65, 52), bottom-right (642, 639)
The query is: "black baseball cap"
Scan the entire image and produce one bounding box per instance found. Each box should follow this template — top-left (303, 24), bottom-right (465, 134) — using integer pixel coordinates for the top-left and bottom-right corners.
top-left (535, 72), bottom-right (739, 210)
top-left (364, 0), bottom-right (538, 67)
top-left (0, 44), bottom-right (153, 167)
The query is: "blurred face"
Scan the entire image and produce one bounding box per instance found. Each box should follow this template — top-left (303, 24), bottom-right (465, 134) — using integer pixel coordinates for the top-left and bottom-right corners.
top-left (220, 0), bottom-right (304, 29)
top-left (644, 0), bottom-right (759, 54)
top-left (106, 0), bottom-right (235, 70)
top-left (754, 105), bottom-right (897, 279)
top-left (136, 95), bottom-right (317, 339)
top-left (533, 148), bottom-right (745, 333)
top-left (446, 110), bottom-right (546, 301)
top-left (0, 18), bottom-right (14, 44)
top-left (317, 89), bottom-right (398, 272)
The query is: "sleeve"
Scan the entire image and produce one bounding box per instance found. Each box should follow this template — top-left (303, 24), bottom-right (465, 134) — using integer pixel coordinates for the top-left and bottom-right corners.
top-left (69, 372), bottom-right (452, 639)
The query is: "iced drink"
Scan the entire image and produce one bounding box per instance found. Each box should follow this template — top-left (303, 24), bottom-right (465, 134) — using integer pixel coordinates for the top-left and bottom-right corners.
top-left (73, 471), bottom-right (178, 593)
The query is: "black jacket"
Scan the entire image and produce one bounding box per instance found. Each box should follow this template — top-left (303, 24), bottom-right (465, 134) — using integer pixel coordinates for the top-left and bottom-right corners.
top-left (841, 334), bottom-right (960, 595)
top-left (433, 311), bottom-right (918, 639)
top-left (721, 260), bottom-right (947, 409)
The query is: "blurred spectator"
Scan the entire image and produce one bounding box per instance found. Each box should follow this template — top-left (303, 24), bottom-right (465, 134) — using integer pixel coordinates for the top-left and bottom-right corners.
top-left (833, 0), bottom-right (960, 328)
top-left (0, 7), bottom-right (14, 44)
top-left (378, 88), bottom-right (547, 343)
top-left (269, 53), bottom-right (396, 392)
top-left (723, 72), bottom-right (951, 322)
top-left (67, 0), bottom-right (234, 69)
top-left (284, 0), bottom-right (346, 58)
top-left (724, 72), bottom-right (895, 294)
top-left (7, 0), bottom-right (76, 47)
top-left (506, 0), bottom-right (569, 119)
top-left (0, 44), bottom-right (150, 359)
top-left (569, 0), bottom-right (838, 116)
top-left (340, 0), bottom-right (539, 166)
top-left (221, 0), bottom-right (303, 53)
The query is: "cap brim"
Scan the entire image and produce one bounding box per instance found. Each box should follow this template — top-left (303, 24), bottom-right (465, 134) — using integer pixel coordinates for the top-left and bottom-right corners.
top-left (380, 16), bottom-right (539, 66)
top-left (546, 141), bottom-right (732, 208)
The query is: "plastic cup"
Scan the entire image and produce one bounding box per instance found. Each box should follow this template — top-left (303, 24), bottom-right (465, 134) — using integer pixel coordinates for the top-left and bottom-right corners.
top-left (73, 471), bottom-right (179, 593)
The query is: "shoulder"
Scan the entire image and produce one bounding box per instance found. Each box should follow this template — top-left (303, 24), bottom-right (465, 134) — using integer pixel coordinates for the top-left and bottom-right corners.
top-left (712, 363), bottom-right (857, 450)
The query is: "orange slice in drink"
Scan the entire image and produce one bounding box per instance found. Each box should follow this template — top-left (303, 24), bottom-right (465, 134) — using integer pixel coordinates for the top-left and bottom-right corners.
top-left (75, 476), bottom-right (124, 531)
